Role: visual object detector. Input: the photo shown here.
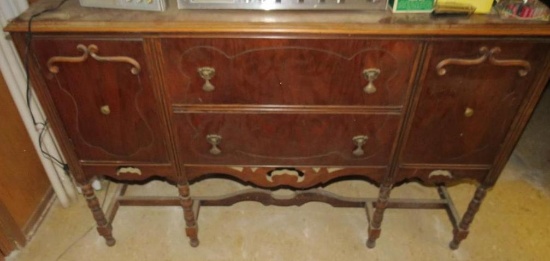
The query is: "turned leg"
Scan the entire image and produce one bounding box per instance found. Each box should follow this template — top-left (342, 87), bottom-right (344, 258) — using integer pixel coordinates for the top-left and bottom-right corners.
top-left (367, 183), bottom-right (392, 248)
top-left (179, 184), bottom-right (199, 247)
top-left (450, 186), bottom-right (488, 250)
top-left (81, 183), bottom-right (116, 246)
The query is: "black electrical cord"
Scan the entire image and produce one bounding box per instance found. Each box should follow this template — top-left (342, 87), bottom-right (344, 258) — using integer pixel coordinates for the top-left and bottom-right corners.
top-left (24, 0), bottom-right (69, 172)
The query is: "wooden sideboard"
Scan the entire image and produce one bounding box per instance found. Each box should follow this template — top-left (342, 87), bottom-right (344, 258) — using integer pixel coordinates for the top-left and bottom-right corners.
top-left (5, 0), bottom-right (550, 250)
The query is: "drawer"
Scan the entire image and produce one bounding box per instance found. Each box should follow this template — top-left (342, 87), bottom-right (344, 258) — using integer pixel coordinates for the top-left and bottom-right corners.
top-left (162, 38), bottom-right (419, 107)
top-left (174, 112), bottom-right (401, 166)
top-left (395, 168), bottom-right (489, 185)
top-left (81, 164), bottom-right (177, 182)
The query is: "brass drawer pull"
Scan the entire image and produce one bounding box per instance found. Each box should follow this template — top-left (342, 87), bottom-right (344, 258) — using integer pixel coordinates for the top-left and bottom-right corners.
top-left (88, 44), bottom-right (141, 75)
top-left (198, 67), bottom-right (216, 92)
top-left (488, 47), bottom-right (531, 77)
top-left (436, 47), bottom-right (490, 76)
top-left (116, 166), bottom-right (142, 176)
top-left (437, 46), bottom-right (530, 77)
top-left (47, 44), bottom-right (141, 75)
top-left (206, 134), bottom-right (222, 155)
top-left (266, 168), bottom-right (305, 183)
top-left (100, 105), bottom-right (111, 115)
top-left (363, 68), bottom-right (380, 94)
top-left (352, 135), bottom-right (369, 157)
top-left (47, 44), bottom-right (89, 74)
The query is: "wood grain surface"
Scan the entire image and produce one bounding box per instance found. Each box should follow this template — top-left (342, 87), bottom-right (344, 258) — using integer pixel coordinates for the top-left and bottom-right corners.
top-left (5, 0), bottom-right (550, 36)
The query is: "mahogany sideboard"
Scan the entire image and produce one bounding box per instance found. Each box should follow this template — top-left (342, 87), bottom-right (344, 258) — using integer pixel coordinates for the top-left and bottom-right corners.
top-left (5, 0), bottom-right (550, 250)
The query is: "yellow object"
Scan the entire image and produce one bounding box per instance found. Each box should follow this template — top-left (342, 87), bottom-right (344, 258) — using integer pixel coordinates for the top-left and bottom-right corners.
top-left (436, 0), bottom-right (494, 14)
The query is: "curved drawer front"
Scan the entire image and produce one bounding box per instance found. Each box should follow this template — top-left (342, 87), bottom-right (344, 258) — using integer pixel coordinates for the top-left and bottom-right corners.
top-left (162, 38), bottom-right (419, 107)
top-left (175, 112), bottom-right (400, 166)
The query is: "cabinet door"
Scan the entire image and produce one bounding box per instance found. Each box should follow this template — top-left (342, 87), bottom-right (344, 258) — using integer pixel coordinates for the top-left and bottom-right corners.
top-left (32, 38), bottom-right (169, 163)
top-left (401, 41), bottom-right (549, 165)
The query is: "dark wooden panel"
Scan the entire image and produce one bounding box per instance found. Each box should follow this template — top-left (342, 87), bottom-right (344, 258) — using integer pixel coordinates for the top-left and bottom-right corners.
top-left (401, 40), bottom-right (550, 165)
top-left (162, 38), bottom-right (419, 107)
top-left (31, 38), bottom-right (170, 163)
top-left (175, 112), bottom-right (400, 166)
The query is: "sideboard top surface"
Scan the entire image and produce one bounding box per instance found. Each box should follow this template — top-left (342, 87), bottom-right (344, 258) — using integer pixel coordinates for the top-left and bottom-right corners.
top-left (4, 0), bottom-right (550, 36)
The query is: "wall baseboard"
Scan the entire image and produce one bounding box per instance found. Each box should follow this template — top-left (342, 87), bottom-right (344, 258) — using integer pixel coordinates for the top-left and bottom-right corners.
top-left (22, 187), bottom-right (56, 243)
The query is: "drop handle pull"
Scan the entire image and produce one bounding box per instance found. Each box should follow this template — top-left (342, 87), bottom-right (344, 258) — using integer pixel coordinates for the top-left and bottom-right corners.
top-left (198, 67), bottom-right (216, 92)
top-left (352, 135), bottom-right (369, 157)
top-left (206, 134), bottom-right (222, 155)
top-left (363, 68), bottom-right (381, 94)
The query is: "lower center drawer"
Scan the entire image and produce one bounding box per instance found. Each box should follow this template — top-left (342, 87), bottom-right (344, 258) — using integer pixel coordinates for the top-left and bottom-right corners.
top-left (174, 112), bottom-right (400, 166)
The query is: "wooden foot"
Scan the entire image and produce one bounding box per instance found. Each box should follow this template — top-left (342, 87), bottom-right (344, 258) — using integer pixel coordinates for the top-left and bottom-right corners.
top-left (81, 183), bottom-right (115, 247)
top-left (190, 238), bottom-right (200, 248)
top-left (450, 186), bottom-right (487, 250)
top-left (179, 184), bottom-right (199, 247)
top-left (366, 227), bottom-right (379, 248)
top-left (366, 184), bottom-right (392, 248)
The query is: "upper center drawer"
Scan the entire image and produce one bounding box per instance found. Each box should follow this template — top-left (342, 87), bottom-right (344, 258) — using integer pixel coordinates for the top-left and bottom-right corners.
top-left (161, 38), bottom-right (419, 107)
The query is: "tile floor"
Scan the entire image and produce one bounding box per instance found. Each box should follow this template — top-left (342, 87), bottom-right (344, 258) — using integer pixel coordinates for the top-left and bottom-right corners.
top-left (7, 88), bottom-right (550, 261)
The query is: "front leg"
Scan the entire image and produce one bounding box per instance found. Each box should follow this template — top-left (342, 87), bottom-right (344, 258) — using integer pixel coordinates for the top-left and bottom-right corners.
top-left (81, 182), bottom-right (116, 246)
top-left (450, 185), bottom-right (488, 250)
top-left (366, 183), bottom-right (392, 248)
top-left (179, 184), bottom-right (199, 247)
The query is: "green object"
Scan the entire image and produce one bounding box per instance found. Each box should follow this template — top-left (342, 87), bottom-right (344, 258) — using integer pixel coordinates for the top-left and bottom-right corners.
top-left (389, 0), bottom-right (434, 12)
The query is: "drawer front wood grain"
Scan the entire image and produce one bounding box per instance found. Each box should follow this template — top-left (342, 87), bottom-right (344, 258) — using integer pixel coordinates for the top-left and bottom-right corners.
top-left (401, 40), bottom-right (550, 165)
top-left (162, 38), bottom-right (419, 107)
top-left (175, 112), bottom-right (400, 166)
top-left (31, 38), bottom-right (170, 163)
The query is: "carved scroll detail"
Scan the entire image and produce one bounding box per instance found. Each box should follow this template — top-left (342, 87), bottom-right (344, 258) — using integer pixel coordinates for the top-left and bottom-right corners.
top-left (266, 168), bottom-right (305, 183)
